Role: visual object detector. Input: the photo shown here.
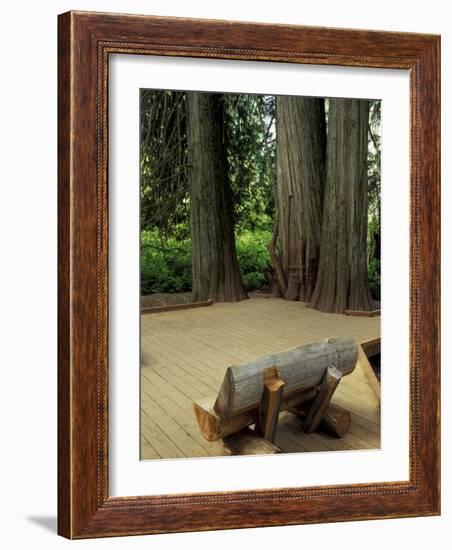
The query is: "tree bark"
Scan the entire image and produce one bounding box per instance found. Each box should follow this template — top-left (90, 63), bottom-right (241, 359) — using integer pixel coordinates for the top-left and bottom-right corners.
top-left (309, 99), bottom-right (373, 313)
top-left (186, 92), bottom-right (247, 303)
top-left (273, 96), bottom-right (326, 302)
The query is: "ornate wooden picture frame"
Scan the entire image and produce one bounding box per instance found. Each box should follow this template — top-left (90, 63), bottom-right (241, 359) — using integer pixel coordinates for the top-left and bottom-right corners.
top-left (58, 11), bottom-right (440, 538)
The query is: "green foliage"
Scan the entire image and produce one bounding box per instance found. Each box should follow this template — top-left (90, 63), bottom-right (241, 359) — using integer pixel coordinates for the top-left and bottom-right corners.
top-left (140, 91), bottom-right (276, 238)
top-left (368, 258), bottom-right (381, 301)
top-left (367, 100), bottom-right (381, 300)
top-left (141, 229), bottom-right (272, 296)
top-left (140, 90), bottom-right (189, 235)
top-left (141, 231), bottom-right (192, 295)
top-left (235, 230), bottom-right (272, 291)
top-left (224, 94), bottom-right (275, 232)
top-left (368, 101), bottom-right (381, 218)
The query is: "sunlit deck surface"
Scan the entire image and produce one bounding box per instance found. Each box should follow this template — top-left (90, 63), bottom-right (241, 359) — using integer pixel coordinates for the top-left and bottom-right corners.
top-left (140, 297), bottom-right (380, 459)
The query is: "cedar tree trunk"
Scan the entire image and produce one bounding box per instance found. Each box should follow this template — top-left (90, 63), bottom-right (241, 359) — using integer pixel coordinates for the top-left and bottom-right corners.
top-left (309, 98), bottom-right (373, 313)
top-left (186, 92), bottom-right (247, 303)
top-left (272, 96), bottom-right (326, 301)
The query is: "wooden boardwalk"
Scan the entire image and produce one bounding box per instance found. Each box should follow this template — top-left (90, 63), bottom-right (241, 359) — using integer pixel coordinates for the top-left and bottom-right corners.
top-left (140, 298), bottom-right (380, 459)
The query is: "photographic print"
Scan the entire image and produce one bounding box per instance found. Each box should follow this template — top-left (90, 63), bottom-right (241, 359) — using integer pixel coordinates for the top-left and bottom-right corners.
top-left (139, 90), bottom-right (381, 459)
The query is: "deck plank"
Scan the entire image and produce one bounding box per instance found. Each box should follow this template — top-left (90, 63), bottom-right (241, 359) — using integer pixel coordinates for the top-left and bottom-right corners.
top-left (141, 298), bottom-right (380, 459)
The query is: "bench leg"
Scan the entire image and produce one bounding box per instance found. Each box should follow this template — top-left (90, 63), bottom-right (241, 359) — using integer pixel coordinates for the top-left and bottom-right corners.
top-left (304, 365), bottom-right (343, 434)
top-left (256, 367), bottom-right (285, 443)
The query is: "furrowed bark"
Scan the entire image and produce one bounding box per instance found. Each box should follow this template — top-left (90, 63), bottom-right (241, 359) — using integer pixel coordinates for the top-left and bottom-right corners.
top-left (310, 98), bottom-right (373, 313)
top-left (273, 96), bottom-right (326, 302)
top-left (187, 92), bottom-right (247, 303)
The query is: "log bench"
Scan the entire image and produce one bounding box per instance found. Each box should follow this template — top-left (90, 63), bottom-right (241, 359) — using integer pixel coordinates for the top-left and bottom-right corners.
top-left (193, 336), bottom-right (358, 455)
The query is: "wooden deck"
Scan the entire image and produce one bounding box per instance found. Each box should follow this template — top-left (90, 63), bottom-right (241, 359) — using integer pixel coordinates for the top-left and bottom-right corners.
top-left (140, 297), bottom-right (380, 459)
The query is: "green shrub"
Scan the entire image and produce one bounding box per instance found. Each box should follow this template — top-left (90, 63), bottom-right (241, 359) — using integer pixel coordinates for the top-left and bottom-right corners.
top-left (140, 229), bottom-right (272, 295)
top-left (235, 230), bottom-right (271, 291)
top-left (140, 231), bottom-right (192, 294)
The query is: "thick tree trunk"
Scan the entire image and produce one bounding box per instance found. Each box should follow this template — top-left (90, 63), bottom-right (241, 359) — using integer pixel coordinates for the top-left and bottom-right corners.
top-left (309, 99), bottom-right (373, 313)
top-left (186, 92), bottom-right (247, 303)
top-left (273, 96), bottom-right (326, 302)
